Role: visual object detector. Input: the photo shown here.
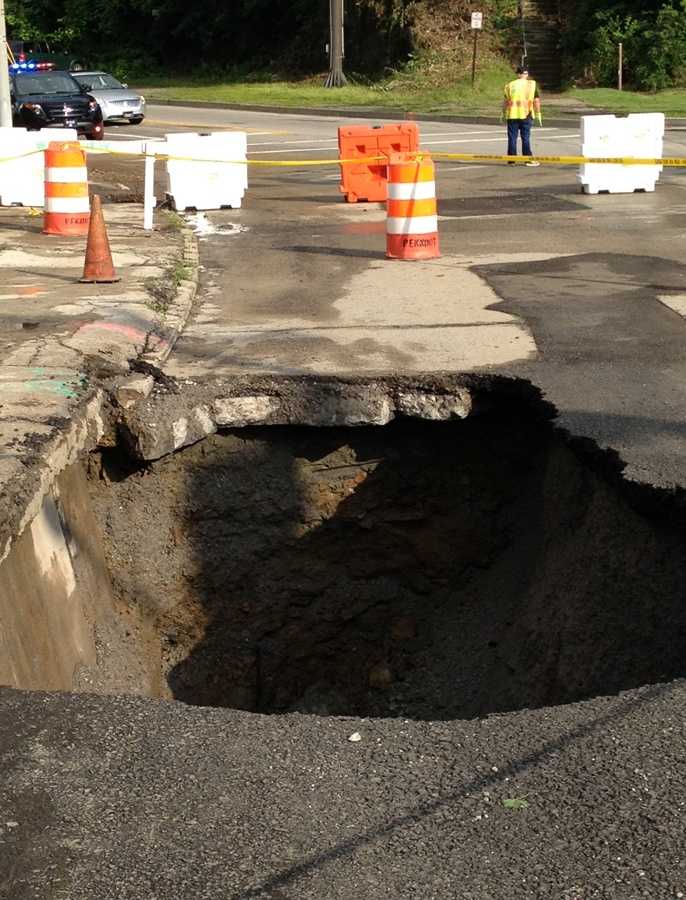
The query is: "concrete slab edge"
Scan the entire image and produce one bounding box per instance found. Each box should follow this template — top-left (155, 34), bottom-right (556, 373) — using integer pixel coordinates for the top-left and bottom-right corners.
top-left (118, 372), bottom-right (686, 534)
top-left (113, 226), bottom-right (198, 406)
top-left (0, 226), bottom-right (199, 562)
top-left (0, 390), bottom-right (109, 566)
top-left (119, 373), bottom-right (551, 462)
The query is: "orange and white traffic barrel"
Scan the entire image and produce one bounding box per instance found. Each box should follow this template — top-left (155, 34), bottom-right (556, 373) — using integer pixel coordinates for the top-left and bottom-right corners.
top-left (43, 141), bottom-right (90, 236)
top-left (386, 152), bottom-right (439, 260)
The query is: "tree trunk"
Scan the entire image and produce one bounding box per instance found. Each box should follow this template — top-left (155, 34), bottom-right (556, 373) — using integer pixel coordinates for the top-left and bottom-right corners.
top-left (324, 0), bottom-right (347, 87)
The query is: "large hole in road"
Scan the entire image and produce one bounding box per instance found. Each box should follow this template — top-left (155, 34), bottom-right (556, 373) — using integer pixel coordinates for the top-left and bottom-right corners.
top-left (88, 404), bottom-right (686, 721)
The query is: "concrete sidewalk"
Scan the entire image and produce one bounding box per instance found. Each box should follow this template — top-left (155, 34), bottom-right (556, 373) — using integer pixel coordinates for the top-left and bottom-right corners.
top-left (0, 203), bottom-right (198, 561)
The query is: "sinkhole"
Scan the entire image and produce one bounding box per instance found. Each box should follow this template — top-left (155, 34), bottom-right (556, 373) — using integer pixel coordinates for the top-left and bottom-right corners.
top-left (86, 402), bottom-right (686, 721)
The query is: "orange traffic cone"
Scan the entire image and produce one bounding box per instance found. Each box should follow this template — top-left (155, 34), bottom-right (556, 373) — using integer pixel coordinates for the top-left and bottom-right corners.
top-left (79, 194), bottom-right (120, 284)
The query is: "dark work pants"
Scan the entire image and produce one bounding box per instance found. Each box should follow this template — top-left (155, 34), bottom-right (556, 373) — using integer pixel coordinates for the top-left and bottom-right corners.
top-left (507, 118), bottom-right (533, 157)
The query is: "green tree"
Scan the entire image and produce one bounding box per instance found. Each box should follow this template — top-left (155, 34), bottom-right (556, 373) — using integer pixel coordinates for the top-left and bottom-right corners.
top-left (564, 0), bottom-right (686, 89)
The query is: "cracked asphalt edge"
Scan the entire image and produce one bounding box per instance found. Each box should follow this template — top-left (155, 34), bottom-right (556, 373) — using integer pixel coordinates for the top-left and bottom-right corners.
top-left (0, 226), bottom-right (199, 564)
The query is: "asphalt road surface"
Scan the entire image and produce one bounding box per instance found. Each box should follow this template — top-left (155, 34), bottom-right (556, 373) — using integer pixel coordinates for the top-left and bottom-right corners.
top-left (2, 681), bottom-right (686, 900)
top-left (92, 105), bottom-right (686, 488)
top-left (2, 108), bottom-right (686, 900)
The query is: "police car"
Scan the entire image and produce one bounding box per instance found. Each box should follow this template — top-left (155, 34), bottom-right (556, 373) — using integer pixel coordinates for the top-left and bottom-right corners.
top-left (9, 62), bottom-right (104, 140)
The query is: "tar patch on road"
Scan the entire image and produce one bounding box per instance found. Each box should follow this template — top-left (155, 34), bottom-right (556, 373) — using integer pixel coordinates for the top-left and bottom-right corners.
top-left (475, 252), bottom-right (686, 361)
top-left (474, 252), bottom-right (686, 487)
top-left (439, 192), bottom-right (586, 218)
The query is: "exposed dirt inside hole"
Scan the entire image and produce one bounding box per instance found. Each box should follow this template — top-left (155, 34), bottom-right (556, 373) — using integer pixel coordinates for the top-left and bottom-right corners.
top-left (87, 408), bottom-right (686, 721)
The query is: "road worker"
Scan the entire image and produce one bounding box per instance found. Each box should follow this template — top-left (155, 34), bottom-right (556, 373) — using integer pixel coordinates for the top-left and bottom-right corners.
top-left (503, 65), bottom-right (542, 166)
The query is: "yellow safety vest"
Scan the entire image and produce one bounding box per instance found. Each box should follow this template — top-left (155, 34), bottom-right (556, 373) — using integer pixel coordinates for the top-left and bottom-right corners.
top-left (504, 79), bottom-right (537, 119)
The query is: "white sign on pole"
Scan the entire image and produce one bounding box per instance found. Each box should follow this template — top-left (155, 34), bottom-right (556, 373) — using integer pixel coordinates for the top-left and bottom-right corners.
top-left (471, 11), bottom-right (483, 29)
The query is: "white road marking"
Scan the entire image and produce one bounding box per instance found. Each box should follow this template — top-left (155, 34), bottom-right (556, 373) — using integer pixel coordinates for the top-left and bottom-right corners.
top-left (247, 132), bottom-right (577, 151)
top-left (440, 165), bottom-right (492, 171)
top-left (438, 212), bottom-right (525, 220)
top-left (422, 128), bottom-right (561, 137)
top-left (423, 137), bottom-right (509, 145)
top-left (422, 136), bottom-right (576, 146)
top-left (246, 130), bottom-right (555, 146)
top-left (145, 122), bottom-right (285, 135)
top-left (249, 137), bottom-right (343, 146)
top-left (126, 132), bottom-right (279, 143)
top-left (250, 138), bottom-right (533, 154)
top-left (438, 209), bottom-right (582, 221)
top-left (250, 146), bottom-right (339, 154)
top-left (100, 125), bottom-right (581, 165)
top-left (105, 132), bottom-right (163, 140)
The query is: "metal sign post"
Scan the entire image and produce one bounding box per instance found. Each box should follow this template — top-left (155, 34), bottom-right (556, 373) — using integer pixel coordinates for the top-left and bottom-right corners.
top-left (618, 42), bottom-right (623, 91)
top-left (0, 0), bottom-right (13, 127)
top-left (471, 12), bottom-right (483, 89)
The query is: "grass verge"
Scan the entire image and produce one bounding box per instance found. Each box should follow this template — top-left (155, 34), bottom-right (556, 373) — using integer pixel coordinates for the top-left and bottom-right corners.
top-left (568, 87), bottom-right (686, 117)
top-left (138, 69), bottom-right (686, 119)
top-left (138, 63), bottom-right (513, 116)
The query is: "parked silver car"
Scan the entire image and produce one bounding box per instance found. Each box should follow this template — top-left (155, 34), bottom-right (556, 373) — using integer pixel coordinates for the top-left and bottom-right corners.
top-left (72, 71), bottom-right (145, 124)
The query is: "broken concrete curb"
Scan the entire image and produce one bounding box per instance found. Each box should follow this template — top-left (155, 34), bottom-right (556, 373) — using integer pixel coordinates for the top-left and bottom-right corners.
top-left (119, 373), bottom-right (548, 461)
top-left (141, 226), bottom-right (199, 369)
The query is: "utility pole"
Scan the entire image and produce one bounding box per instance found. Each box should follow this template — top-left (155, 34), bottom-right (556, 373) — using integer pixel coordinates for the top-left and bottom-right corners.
top-left (324, 0), bottom-right (347, 88)
top-left (0, 0), bottom-right (13, 127)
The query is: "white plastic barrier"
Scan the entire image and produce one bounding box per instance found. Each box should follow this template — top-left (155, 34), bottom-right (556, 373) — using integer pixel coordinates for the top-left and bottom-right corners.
top-left (165, 131), bottom-right (247, 211)
top-left (81, 136), bottom-right (167, 230)
top-left (0, 127), bottom-right (78, 207)
top-left (578, 113), bottom-right (664, 194)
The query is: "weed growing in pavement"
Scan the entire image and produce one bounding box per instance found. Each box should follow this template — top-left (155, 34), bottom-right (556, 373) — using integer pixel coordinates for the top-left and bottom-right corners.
top-left (172, 261), bottom-right (192, 286)
top-left (502, 798), bottom-right (529, 810)
top-left (145, 276), bottom-right (174, 315)
top-left (145, 260), bottom-right (191, 315)
top-left (161, 210), bottom-right (186, 232)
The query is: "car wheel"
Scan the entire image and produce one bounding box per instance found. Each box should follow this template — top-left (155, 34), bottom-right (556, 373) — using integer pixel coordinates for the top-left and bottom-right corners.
top-left (130, 117), bottom-right (144, 125)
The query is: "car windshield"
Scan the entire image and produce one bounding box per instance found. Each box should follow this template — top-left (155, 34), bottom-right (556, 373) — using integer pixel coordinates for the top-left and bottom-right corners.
top-left (76, 73), bottom-right (123, 90)
top-left (14, 71), bottom-right (79, 96)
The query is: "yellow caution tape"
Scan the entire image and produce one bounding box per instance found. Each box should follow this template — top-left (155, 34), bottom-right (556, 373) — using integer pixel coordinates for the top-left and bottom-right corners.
top-left (431, 151), bottom-right (686, 166)
top-left (84, 145), bottom-right (686, 167)
top-left (80, 143), bottom-right (387, 166)
top-left (0, 149), bottom-right (46, 163)
top-left (2, 145), bottom-right (686, 168)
